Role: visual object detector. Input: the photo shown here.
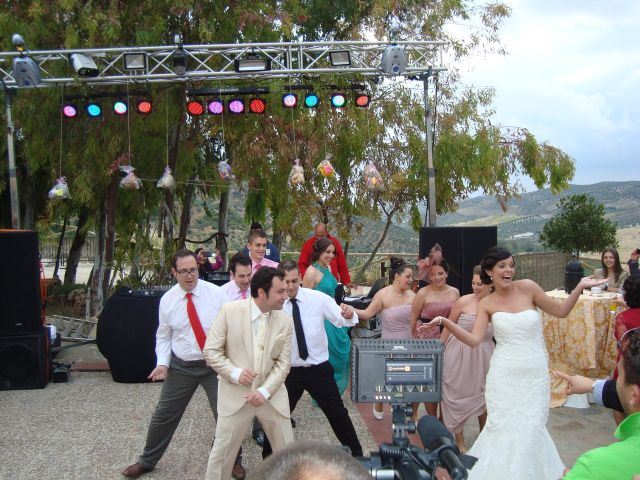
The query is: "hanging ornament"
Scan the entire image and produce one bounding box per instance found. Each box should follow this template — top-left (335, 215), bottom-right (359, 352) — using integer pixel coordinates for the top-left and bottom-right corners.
top-left (217, 160), bottom-right (235, 181)
top-left (364, 161), bottom-right (384, 191)
top-left (119, 165), bottom-right (142, 190)
top-left (288, 159), bottom-right (305, 185)
top-left (48, 176), bottom-right (71, 200)
top-left (156, 166), bottom-right (176, 190)
top-left (317, 153), bottom-right (335, 178)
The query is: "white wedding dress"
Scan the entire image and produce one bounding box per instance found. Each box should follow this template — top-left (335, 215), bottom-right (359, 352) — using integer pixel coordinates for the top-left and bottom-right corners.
top-left (467, 310), bottom-right (565, 479)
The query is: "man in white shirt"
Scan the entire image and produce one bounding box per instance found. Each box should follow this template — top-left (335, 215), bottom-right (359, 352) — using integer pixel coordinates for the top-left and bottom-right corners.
top-left (247, 229), bottom-right (279, 274)
top-left (220, 253), bottom-right (252, 301)
top-left (123, 250), bottom-right (244, 478)
top-left (261, 260), bottom-right (364, 458)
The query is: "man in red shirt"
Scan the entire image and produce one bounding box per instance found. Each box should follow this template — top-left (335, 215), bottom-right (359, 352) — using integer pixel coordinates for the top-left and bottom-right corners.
top-left (298, 223), bottom-right (351, 286)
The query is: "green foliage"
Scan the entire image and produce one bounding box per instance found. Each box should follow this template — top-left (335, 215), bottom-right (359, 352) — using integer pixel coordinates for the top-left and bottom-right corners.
top-left (539, 194), bottom-right (618, 258)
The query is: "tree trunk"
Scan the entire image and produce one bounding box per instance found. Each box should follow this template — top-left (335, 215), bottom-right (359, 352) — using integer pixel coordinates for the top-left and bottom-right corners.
top-left (218, 189), bottom-right (230, 265)
top-left (353, 208), bottom-right (396, 284)
top-left (64, 207), bottom-right (90, 285)
top-left (177, 173), bottom-right (196, 249)
top-left (52, 217), bottom-right (68, 278)
top-left (162, 121), bottom-right (181, 262)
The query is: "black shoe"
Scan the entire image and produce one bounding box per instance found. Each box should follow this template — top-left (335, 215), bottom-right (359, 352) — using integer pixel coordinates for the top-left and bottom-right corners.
top-left (291, 418), bottom-right (296, 428)
top-left (252, 428), bottom-right (265, 447)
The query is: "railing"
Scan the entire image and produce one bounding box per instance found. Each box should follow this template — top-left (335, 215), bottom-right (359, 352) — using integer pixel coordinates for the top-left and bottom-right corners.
top-left (39, 236), bottom-right (96, 266)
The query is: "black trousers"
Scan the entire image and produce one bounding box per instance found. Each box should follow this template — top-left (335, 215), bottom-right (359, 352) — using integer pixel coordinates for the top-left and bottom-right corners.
top-left (262, 361), bottom-right (363, 457)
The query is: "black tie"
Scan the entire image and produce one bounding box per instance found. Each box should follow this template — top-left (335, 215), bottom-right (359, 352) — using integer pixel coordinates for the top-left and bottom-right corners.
top-left (290, 297), bottom-right (309, 360)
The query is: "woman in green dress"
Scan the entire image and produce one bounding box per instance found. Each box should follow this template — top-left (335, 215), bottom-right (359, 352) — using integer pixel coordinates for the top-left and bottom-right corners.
top-left (302, 236), bottom-right (351, 396)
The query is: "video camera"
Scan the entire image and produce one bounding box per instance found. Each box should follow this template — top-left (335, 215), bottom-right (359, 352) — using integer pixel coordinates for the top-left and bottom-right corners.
top-left (351, 339), bottom-right (476, 480)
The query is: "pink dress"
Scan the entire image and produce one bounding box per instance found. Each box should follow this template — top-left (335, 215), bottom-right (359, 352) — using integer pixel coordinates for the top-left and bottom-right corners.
top-left (414, 301), bottom-right (454, 339)
top-left (441, 313), bottom-right (495, 433)
top-left (378, 304), bottom-right (413, 340)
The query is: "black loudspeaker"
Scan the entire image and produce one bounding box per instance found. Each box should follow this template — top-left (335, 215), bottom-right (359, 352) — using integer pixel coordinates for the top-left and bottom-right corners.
top-left (0, 328), bottom-right (49, 390)
top-left (419, 227), bottom-right (497, 295)
top-left (97, 288), bottom-right (160, 383)
top-left (0, 230), bottom-right (43, 334)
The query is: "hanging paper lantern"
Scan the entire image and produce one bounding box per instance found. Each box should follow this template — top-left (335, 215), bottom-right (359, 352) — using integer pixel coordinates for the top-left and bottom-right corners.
top-left (218, 160), bottom-right (235, 181)
top-left (48, 176), bottom-right (71, 200)
top-left (119, 165), bottom-right (142, 190)
top-left (288, 159), bottom-right (305, 185)
top-left (317, 153), bottom-right (335, 178)
top-left (156, 166), bottom-right (176, 190)
top-left (364, 161), bottom-right (384, 191)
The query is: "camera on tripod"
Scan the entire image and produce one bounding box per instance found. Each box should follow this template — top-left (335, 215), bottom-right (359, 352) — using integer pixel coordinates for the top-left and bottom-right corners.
top-left (351, 339), bottom-right (476, 479)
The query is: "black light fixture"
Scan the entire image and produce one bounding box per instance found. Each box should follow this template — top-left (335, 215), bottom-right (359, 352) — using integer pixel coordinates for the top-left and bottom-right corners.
top-left (172, 33), bottom-right (188, 76)
top-left (123, 53), bottom-right (147, 70)
top-left (234, 55), bottom-right (271, 72)
top-left (329, 50), bottom-right (351, 67)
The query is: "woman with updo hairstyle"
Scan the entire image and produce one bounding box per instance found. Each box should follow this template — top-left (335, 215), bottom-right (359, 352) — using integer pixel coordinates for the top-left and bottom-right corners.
top-left (593, 247), bottom-right (629, 292)
top-left (355, 256), bottom-right (416, 420)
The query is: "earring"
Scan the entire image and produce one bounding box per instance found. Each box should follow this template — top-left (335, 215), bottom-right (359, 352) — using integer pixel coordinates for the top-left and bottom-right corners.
top-left (490, 276), bottom-right (493, 281)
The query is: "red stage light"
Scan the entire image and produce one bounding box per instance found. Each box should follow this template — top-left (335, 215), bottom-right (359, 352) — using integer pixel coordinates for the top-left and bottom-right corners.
top-left (186, 100), bottom-right (205, 116)
top-left (136, 100), bottom-right (153, 114)
top-left (355, 94), bottom-right (371, 107)
top-left (248, 98), bottom-right (267, 114)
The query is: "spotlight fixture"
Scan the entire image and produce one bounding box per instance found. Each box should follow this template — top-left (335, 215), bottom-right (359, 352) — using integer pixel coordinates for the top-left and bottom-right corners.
top-left (355, 93), bottom-right (371, 108)
top-left (113, 100), bottom-right (128, 115)
top-left (85, 102), bottom-right (103, 118)
top-left (11, 33), bottom-right (42, 87)
top-left (380, 44), bottom-right (406, 75)
top-left (304, 93), bottom-right (319, 108)
top-left (136, 99), bottom-right (153, 114)
top-left (282, 93), bottom-right (297, 108)
top-left (62, 104), bottom-right (78, 118)
top-left (234, 55), bottom-right (271, 73)
top-left (228, 98), bottom-right (245, 114)
top-left (186, 100), bottom-right (205, 116)
top-left (330, 92), bottom-right (346, 108)
top-left (248, 98), bottom-right (267, 114)
top-left (172, 35), bottom-right (188, 76)
top-left (123, 53), bottom-right (147, 70)
top-left (329, 50), bottom-right (351, 67)
top-left (70, 53), bottom-right (100, 77)
top-left (206, 99), bottom-right (224, 115)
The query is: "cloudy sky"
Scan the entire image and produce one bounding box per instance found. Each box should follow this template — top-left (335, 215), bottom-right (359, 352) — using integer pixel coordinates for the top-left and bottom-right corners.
top-left (459, 0), bottom-right (640, 190)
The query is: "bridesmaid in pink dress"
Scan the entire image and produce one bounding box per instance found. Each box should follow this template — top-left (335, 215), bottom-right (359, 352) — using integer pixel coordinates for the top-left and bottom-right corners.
top-left (439, 265), bottom-right (495, 452)
top-left (410, 258), bottom-right (459, 418)
top-left (355, 257), bottom-right (415, 420)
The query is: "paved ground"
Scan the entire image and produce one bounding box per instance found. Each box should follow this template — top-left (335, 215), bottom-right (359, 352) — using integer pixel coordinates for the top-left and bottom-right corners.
top-left (0, 341), bottom-right (620, 479)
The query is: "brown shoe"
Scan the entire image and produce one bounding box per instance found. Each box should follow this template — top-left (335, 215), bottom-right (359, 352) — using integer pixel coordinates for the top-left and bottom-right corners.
top-left (231, 463), bottom-right (246, 480)
top-left (122, 463), bottom-right (152, 479)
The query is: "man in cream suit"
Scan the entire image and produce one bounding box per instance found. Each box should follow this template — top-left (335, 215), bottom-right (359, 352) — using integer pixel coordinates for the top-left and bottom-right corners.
top-left (203, 267), bottom-right (294, 480)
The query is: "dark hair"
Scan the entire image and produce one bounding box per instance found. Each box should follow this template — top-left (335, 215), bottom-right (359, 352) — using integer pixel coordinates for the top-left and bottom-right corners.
top-left (311, 237), bottom-right (334, 264)
top-left (247, 229), bottom-right (268, 244)
top-left (250, 222), bottom-right (263, 231)
top-left (622, 329), bottom-right (640, 387)
top-left (623, 275), bottom-right (640, 308)
top-left (278, 259), bottom-right (298, 273)
top-left (246, 440), bottom-right (371, 480)
top-left (229, 252), bottom-right (252, 274)
top-left (194, 247), bottom-right (205, 255)
top-left (171, 249), bottom-right (196, 269)
top-left (601, 247), bottom-right (624, 283)
top-left (480, 247), bottom-right (513, 284)
top-left (250, 266), bottom-right (284, 298)
top-left (429, 257), bottom-right (449, 274)
top-left (390, 256), bottom-right (411, 278)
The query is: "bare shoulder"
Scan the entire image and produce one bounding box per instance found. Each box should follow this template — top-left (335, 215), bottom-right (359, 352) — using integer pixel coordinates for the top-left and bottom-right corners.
top-left (515, 279), bottom-right (543, 294)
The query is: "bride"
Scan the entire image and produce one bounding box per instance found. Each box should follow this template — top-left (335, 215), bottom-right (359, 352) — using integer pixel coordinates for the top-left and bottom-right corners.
top-left (421, 247), bottom-right (607, 479)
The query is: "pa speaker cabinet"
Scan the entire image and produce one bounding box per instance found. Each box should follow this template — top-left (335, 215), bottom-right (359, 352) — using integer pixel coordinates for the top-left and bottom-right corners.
top-left (0, 328), bottom-right (49, 390)
top-left (0, 230), bottom-right (43, 334)
top-left (419, 227), bottom-right (497, 295)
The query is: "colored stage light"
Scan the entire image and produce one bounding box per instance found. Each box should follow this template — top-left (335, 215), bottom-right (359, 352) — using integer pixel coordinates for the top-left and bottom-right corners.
top-left (248, 98), bottom-right (267, 114)
top-left (62, 104), bottom-right (78, 118)
top-left (136, 99), bottom-right (153, 114)
top-left (355, 93), bottom-right (371, 107)
top-left (113, 100), bottom-right (128, 115)
top-left (207, 99), bottom-right (224, 115)
top-left (282, 93), bottom-right (297, 108)
top-left (186, 100), bottom-right (205, 116)
top-left (304, 93), bottom-right (319, 108)
top-left (85, 102), bottom-right (103, 117)
top-left (228, 98), bottom-right (245, 114)
top-left (330, 92), bottom-right (346, 108)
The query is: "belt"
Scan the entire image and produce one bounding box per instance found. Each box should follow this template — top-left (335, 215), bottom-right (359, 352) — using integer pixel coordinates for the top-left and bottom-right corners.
top-left (171, 353), bottom-right (207, 367)
top-left (291, 361), bottom-right (328, 369)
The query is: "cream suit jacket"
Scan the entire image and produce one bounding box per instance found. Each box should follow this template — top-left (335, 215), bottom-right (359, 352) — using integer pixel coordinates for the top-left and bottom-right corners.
top-left (203, 299), bottom-right (292, 418)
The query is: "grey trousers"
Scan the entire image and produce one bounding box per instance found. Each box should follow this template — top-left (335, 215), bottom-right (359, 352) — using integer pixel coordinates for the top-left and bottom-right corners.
top-left (137, 355), bottom-right (240, 469)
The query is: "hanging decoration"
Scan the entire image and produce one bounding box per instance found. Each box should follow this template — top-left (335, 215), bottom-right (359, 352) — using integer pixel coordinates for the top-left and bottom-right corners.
top-left (48, 176), bottom-right (71, 200)
top-left (119, 165), bottom-right (142, 190)
top-left (156, 166), bottom-right (176, 190)
top-left (317, 153), bottom-right (335, 178)
top-left (288, 159), bottom-right (305, 185)
top-left (364, 161), bottom-right (383, 191)
top-left (217, 159), bottom-right (235, 181)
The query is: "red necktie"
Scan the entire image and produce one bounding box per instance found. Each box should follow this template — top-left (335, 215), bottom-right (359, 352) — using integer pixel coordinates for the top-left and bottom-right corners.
top-left (241, 290), bottom-right (247, 299)
top-left (185, 292), bottom-right (206, 350)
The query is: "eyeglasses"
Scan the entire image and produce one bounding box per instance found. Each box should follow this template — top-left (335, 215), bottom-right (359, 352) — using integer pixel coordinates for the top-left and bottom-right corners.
top-left (617, 327), bottom-right (640, 355)
top-left (176, 267), bottom-right (198, 277)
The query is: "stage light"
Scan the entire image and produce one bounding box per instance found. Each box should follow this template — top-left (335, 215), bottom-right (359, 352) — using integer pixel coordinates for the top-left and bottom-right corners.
top-left (228, 98), bottom-right (245, 114)
top-left (207, 99), bottom-right (224, 115)
top-left (282, 93), bottom-right (297, 108)
top-left (248, 98), bottom-right (267, 114)
top-left (355, 93), bottom-right (371, 107)
top-left (85, 102), bottom-right (103, 117)
top-left (70, 53), bottom-right (99, 77)
top-left (234, 55), bottom-right (271, 72)
top-left (11, 33), bottom-right (42, 87)
top-left (136, 99), bottom-right (153, 114)
top-left (186, 100), bottom-right (205, 116)
top-left (113, 100), bottom-right (128, 115)
top-left (380, 44), bottom-right (406, 75)
top-left (304, 93), bottom-right (319, 108)
top-left (62, 105), bottom-right (78, 118)
top-left (330, 92), bottom-right (346, 108)
top-left (123, 53), bottom-right (147, 70)
top-left (329, 50), bottom-right (351, 67)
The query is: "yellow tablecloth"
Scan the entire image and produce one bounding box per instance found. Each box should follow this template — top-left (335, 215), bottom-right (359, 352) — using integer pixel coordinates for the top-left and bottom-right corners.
top-left (540, 289), bottom-right (618, 407)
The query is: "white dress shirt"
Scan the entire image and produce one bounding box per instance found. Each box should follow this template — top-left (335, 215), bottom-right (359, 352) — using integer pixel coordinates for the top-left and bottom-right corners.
top-left (156, 280), bottom-right (227, 367)
top-left (285, 287), bottom-right (358, 367)
top-left (220, 280), bottom-right (249, 301)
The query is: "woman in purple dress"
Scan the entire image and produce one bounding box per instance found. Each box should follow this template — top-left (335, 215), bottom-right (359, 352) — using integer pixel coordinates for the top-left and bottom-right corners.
top-left (355, 257), bottom-right (415, 420)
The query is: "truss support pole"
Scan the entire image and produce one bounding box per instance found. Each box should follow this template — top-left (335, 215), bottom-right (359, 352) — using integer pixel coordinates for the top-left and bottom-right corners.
top-left (422, 70), bottom-right (436, 227)
top-left (4, 88), bottom-right (21, 229)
